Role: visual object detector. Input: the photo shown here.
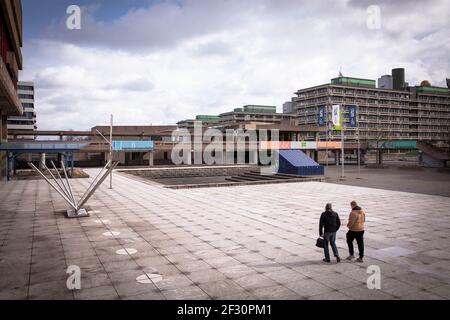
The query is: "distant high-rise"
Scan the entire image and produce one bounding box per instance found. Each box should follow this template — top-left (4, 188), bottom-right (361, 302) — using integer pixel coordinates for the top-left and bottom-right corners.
top-left (8, 81), bottom-right (37, 140)
top-left (378, 75), bottom-right (393, 90)
top-left (283, 101), bottom-right (294, 114)
top-left (392, 68), bottom-right (406, 90)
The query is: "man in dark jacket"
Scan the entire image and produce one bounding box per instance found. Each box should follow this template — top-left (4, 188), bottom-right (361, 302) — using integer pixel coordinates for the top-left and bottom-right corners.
top-left (319, 203), bottom-right (341, 263)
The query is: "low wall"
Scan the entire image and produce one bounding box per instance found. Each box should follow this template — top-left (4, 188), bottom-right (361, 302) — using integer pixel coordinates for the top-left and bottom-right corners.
top-left (120, 165), bottom-right (258, 179)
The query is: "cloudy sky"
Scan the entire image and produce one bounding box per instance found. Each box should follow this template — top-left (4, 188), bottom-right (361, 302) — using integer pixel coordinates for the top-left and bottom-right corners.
top-left (21, 0), bottom-right (450, 130)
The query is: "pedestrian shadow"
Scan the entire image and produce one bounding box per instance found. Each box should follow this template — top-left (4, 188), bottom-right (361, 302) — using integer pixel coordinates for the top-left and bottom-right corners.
top-left (284, 260), bottom-right (325, 268)
top-left (250, 260), bottom-right (324, 269)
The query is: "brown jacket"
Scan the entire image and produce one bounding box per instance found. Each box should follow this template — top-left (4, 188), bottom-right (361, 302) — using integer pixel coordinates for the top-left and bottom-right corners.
top-left (347, 206), bottom-right (366, 231)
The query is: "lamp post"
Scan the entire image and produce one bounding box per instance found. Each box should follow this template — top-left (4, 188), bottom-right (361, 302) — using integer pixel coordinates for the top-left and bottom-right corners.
top-left (109, 114), bottom-right (113, 189)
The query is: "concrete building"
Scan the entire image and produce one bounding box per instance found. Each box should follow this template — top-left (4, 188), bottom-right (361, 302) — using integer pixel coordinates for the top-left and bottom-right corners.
top-left (283, 101), bottom-right (294, 114)
top-left (293, 69), bottom-right (450, 149)
top-left (177, 115), bottom-right (220, 130)
top-left (219, 105), bottom-right (297, 128)
top-left (0, 0), bottom-right (23, 180)
top-left (7, 81), bottom-right (36, 139)
top-left (378, 75), bottom-right (393, 90)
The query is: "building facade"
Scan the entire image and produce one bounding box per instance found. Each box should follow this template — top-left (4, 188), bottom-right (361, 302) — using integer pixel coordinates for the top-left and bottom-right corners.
top-left (293, 70), bottom-right (450, 149)
top-left (0, 0), bottom-right (23, 180)
top-left (283, 101), bottom-right (294, 114)
top-left (7, 81), bottom-right (36, 139)
top-left (219, 105), bottom-right (297, 128)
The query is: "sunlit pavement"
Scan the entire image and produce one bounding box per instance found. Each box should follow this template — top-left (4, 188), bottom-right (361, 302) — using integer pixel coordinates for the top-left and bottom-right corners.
top-left (1, 169), bottom-right (449, 300)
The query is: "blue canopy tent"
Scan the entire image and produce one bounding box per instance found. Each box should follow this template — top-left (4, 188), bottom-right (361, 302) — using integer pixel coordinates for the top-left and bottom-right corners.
top-left (0, 142), bottom-right (89, 181)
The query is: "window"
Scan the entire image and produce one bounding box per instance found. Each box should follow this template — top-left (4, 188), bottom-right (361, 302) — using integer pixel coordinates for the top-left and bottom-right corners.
top-left (18, 85), bottom-right (33, 91)
top-left (19, 94), bottom-right (33, 99)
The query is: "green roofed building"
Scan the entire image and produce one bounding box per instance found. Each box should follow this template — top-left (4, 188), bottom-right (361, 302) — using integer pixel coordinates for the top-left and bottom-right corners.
top-left (195, 115), bottom-right (220, 122)
top-left (242, 105), bottom-right (277, 113)
top-left (219, 105), bottom-right (296, 128)
top-left (331, 77), bottom-right (376, 88)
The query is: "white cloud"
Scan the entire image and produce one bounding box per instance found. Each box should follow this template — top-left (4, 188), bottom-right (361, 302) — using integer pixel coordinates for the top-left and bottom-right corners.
top-left (21, 0), bottom-right (450, 130)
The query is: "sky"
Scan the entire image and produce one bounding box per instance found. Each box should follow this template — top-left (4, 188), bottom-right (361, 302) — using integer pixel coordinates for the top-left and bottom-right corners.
top-left (21, 0), bottom-right (450, 130)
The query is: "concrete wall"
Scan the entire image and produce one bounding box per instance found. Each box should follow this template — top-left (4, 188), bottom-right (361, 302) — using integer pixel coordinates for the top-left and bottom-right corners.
top-left (124, 165), bottom-right (257, 179)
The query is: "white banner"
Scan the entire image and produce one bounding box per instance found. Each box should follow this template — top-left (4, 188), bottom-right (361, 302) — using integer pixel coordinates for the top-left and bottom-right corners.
top-left (332, 104), bottom-right (342, 130)
top-left (332, 105), bottom-right (340, 126)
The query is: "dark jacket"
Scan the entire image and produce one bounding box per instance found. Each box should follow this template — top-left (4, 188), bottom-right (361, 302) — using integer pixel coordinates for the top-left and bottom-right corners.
top-left (319, 209), bottom-right (341, 236)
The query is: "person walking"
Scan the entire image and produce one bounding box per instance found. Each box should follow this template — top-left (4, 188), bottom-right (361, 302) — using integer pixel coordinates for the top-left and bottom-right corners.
top-left (319, 203), bottom-right (341, 263)
top-left (346, 201), bottom-right (366, 263)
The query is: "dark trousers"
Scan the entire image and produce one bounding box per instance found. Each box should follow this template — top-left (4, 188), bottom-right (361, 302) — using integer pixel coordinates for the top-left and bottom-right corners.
top-left (323, 232), bottom-right (339, 261)
top-left (347, 230), bottom-right (364, 258)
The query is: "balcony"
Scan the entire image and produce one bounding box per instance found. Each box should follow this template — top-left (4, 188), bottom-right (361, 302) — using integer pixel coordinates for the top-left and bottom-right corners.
top-left (0, 57), bottom-right (22, 116)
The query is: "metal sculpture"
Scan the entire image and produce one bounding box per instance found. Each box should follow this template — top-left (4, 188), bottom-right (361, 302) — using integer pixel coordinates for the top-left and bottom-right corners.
top-left (29, 160), bottom-right (119, 218)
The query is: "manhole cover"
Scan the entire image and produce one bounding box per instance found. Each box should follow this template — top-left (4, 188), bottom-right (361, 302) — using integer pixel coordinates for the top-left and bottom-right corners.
top-left (116, 248), bottom-right (138, 255)
top-left (136, 273), bottom-right (163, 284)
top-left (103, 231), bottom-right (120, 237)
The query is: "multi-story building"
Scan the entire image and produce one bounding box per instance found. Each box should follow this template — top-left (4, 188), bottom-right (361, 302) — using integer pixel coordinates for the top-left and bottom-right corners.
top-left (177, 115), bottom-right (221, 130)
top-left (7, 81), bottom-right (36, 139)
top-left (283, 101), bottom-right (294, 114)
top-left (0, 0), bottom-right (23, 179)
top-left (219, 105), bottom-right (297, 128)
top-left (293, 68), bottom-right (450, 148)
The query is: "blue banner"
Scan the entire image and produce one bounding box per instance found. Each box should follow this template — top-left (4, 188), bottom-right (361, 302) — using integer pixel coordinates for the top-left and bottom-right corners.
top-left (348, 105), bottom-right (357, 127)
top-left (318, 106), bottom-right (326, 126)
top-left (112, 140), bottom-right (154, 151)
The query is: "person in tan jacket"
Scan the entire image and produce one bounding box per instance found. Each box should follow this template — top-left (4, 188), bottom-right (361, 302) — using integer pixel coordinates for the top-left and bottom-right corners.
top-left (346, 201), bottom-right (366, 263)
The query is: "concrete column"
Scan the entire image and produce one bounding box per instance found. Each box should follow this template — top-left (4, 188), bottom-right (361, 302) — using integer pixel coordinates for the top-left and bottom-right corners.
top-left (148, 151), bottom-right (154, 167)
top-left (39, 153), bottom-right (46, 170)
top-left (378, 150), bottom-right (383, 165)
top-left (0, 114), bottom-right (6, 180)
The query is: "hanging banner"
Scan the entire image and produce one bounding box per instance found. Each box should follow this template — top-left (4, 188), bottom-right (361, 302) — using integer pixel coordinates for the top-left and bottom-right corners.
top-left (348, 105), bottom-right (357, 127)
top-left (318, 106), bottom-right (326, 127)
top-left (332, 104), bottom-right (342, 131)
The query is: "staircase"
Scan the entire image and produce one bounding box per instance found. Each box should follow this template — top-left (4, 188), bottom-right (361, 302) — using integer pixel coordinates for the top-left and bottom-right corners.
top-left (417, 142), bottom-right (450, 160)
top-left (225, 171), bottom-right (304, 182)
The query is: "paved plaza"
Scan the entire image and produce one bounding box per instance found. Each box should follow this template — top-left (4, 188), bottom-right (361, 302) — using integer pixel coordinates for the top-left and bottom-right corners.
top-left (0, 169), bottom-right (450, 300)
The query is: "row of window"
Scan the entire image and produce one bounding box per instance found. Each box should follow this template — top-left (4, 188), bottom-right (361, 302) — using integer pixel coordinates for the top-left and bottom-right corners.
top-left (8, 120), bottom-right (36, 125)
top-left (418, 96), bottom-right (450, 103)
top-left (18, 85), bottom-right (33, 91)
top-left (19, 94), bottom-right (34, 100)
